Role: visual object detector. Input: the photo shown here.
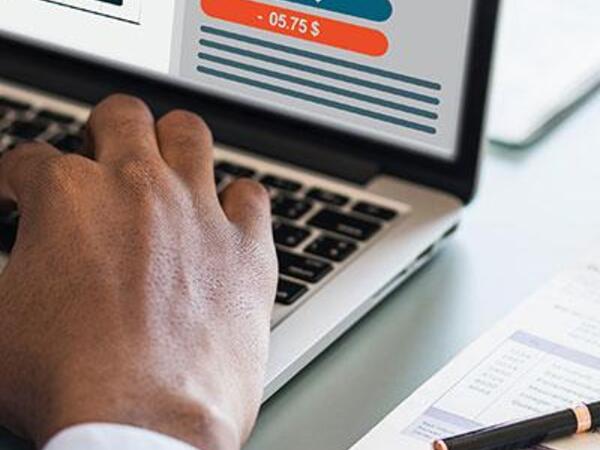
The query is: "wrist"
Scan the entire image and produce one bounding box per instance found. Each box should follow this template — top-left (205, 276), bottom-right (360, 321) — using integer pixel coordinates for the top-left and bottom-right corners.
top-left (30, 384), bottom-right (241, 450)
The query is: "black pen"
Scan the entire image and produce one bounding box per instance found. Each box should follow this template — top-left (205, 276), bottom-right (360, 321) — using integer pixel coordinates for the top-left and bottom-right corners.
top-left (433, 401), bottom-right (600, 450)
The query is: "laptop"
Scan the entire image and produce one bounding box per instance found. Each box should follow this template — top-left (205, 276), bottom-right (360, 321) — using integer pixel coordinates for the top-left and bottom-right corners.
top-left (0, 0), bottom-right (499, 399)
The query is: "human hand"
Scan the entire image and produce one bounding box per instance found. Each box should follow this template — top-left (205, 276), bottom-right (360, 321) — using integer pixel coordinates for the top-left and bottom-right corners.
top-left (0, 95), bottom-right (277, 450)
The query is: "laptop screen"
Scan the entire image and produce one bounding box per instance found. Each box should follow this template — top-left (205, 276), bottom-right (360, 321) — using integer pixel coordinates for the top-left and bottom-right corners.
top-left (0, 0), bottom-right (475, 161)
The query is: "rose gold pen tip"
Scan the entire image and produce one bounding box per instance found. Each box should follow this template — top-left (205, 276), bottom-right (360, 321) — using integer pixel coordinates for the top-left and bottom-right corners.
top-left (433, 440), bottom-right (449, 450)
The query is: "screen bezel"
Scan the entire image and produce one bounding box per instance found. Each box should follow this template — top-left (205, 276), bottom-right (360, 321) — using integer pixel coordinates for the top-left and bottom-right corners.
top-left (0, 0), bottom-right (499, 203)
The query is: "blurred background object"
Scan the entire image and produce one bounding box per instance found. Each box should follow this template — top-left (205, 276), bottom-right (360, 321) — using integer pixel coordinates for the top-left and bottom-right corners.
top-left (488, 0), bottom-right (600, 148)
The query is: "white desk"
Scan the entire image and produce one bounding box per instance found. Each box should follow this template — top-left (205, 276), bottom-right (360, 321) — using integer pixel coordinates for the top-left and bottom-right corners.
top-left (244, 91), bottom-right (600, 450)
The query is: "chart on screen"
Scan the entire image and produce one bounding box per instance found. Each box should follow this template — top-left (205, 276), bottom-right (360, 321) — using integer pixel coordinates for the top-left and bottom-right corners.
top-left (38, 0), bottom-right (142, 24)
top-left (190, 0), bottom-right (474, 157)
top-left (201, 0), bottom-right (390, 56)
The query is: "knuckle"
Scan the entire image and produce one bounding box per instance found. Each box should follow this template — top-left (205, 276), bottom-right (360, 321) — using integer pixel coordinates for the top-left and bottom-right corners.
top-left (113, 117), bottom-right (148, 138)
top-left (33, 155), bottom-right (87, 195)
top-left (115, 156), bottom-right (152, 178)
top-left (163, 109), bottom-right (202, 127)
top-left (90, 94), bottom-right (152, 130)
top-left (232, 179), bottom-right (270, 206)
top-left (36, 155), bottom-right (70, 180)
top-left (101, 93), bottom-right (148, 112)
top-left (168, 131), bottom-right (210, 155)
top-left (161, 110), bottom-right (213, 144)
top-left (114, 157), bottom-right (161, 194)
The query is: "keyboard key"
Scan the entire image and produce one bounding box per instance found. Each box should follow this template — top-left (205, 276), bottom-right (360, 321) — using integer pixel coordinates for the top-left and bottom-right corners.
top-left (214, 170), bottom-right (225, 187)
top-left (272, 195), bottom-right (313, 220)
top-left (50, 134), bottom-right (83, 153)
top-left (306, 188), bottom-right (349, 207)
top-left (3, 138), bottom-right (23, 152)
top-left (277, 249), bottom-right (333, 283)
top-left (306, 236), bottom-right (357, 262)
top-left (308, 209), bottom-right (381, 241)
top-left (0, 97), bottom-right (30, 111)
top-left (273, 222), bottom-right (311, 248)
top-left (0, 137), bottom-right (12, 152)
top-left (276, 278), bottom-right (308, 305)
top-left (260, 175), bottom-right (302, 192)
top-left (37, 109), bottom-right (76, 124)
top-left (352, 202), bottom-right (397, 221)
top-left (0, 212), bottom-right (18, 253)
top-left (6, 120), bottom-right (48, 140)
top-left (215, 161), bottom-right (256, 178)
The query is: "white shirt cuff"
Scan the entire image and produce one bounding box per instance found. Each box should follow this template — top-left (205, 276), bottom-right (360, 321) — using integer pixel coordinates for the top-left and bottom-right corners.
top-left (43, 423), bottom-right (199, 450)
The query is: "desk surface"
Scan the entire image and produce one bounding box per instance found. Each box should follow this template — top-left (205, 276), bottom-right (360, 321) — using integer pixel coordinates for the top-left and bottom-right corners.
top-left (1, 76), bottom-right (599, 450)
top-left (244, 91), bottom-right (600, 450)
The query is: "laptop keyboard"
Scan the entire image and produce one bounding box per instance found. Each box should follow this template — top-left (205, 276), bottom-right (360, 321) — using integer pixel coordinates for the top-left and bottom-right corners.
top-left (215, 160), bottom-right (399, 308)
top-left (0, 96), bottom-right (84, 153)
top-left (0, 94), bottom-right (402, 313)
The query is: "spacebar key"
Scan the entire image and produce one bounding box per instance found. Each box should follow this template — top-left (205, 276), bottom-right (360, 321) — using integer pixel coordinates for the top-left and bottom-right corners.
top-left (277, 250), bottom-right (333, 283)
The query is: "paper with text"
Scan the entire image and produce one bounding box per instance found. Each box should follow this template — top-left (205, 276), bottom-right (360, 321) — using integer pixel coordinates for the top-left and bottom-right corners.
top-left (351, 254), bottom-right (600, 450)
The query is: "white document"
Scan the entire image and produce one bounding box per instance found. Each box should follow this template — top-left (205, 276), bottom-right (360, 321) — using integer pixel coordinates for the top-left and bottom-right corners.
top-left (351, 254), bottom-right (600, 450)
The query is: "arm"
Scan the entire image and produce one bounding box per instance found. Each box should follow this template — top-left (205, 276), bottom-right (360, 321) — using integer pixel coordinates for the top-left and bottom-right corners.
top-left (0, 94), bottom-right (277, 450)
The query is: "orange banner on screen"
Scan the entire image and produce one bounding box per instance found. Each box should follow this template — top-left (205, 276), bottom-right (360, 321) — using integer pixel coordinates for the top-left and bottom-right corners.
top-left (200, 0), bottom-right (389, 57)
